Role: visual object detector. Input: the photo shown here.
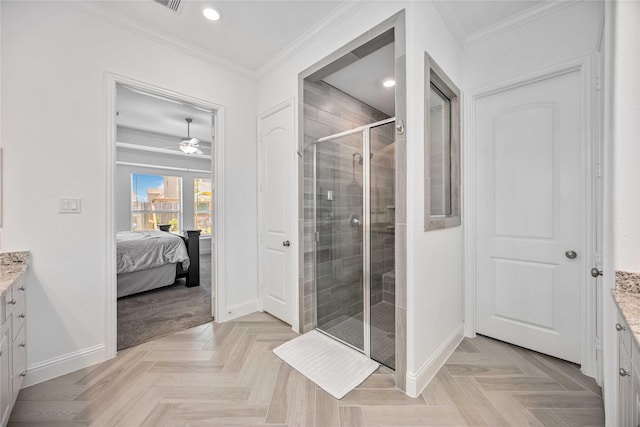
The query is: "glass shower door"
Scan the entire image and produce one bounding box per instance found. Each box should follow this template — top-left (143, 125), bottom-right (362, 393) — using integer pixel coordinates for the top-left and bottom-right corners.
top-left (314, 132), bottom-right (365, 352)
top-left (369, 121), bottom-right (396, 369)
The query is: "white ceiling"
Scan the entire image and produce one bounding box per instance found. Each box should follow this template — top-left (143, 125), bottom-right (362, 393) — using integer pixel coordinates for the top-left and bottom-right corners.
top-left (106, 0), bottom-right (552, 140)
top-left (323, 43), bottom-right (395, 116)
top-left (96, 0), bottom-right (345, 71)
top-left (116, 84), bottom-right (213, 149)
top-left (91, 0), bottom-right (552, 75)
top-left (433, 0), bottom-right (546, 46)
top-left (454, 0), bottom-right (543, 35)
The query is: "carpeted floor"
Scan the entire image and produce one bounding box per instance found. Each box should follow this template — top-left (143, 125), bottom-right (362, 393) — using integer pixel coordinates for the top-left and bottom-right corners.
top-left (117, 253), bottom-right (213, 350)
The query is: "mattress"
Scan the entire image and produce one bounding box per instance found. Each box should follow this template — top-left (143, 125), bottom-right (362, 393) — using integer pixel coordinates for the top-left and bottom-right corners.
top-left (116, 230), bottom-right (190, 274)
top-left (117, 263), bottom-right (177, 298)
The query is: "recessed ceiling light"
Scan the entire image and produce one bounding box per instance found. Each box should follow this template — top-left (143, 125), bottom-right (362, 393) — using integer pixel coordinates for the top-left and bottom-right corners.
top-left (383, 79), bottom-right (396, 88)
top-left (203, 7), bottom-right (221, 21)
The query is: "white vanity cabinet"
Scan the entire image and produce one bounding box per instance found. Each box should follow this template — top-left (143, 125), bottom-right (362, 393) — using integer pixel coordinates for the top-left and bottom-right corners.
top-left (631, 337), bottom-right (640, 427)
top-left (0, 316), bottom-right (11, 427)
top-left (0, 271), bottom-right (27, 427)
top-left (616, 308), bottom-right (640, 427)
top-left (617, 311), bottom-right (633, 426)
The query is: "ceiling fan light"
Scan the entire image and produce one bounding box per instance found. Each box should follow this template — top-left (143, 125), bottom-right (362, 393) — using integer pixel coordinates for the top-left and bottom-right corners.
top-left (180, 144), bottom-right (199, 154)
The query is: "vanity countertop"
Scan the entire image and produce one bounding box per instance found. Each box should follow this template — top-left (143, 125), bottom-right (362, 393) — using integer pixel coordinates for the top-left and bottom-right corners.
top-left (0, 251), bottom-right (30, 297)
top-left (612, 271), bottom-right (640, 345)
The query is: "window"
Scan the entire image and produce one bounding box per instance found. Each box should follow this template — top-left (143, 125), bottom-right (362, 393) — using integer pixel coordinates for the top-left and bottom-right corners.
top-left (131, 173), bottom-right (182, 232)
top-left (424, 53), bottom-right (460, 230)
top-left (429, 83), bottom-right (452, 217)
top-left (194, 178), bottom-right (212, 235)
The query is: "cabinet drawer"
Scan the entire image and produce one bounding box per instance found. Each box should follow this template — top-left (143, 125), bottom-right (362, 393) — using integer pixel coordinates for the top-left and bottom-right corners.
top-left (12, 276), bottom-right (26, 305)
top-left (0, 293), bottom-right (5, 326)
top-left (11, 296), bottom-right (25, 341)
top-left (12, 324), bottom-right (26, 398)
top-left (618, 311), bottom-right (632, 356)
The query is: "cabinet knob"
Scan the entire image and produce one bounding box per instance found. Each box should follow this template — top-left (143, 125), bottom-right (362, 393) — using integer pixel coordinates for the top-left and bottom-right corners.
top-left (7, 299), bottom-right (16, 305)
top-left (616, 323), bottom-right (627, 331)
top-left (19, 286), bottom-right (25, 291)
top-left (20, 371), bottom-right (26, 377)
top-left (19, 313), bottom-right (25, 319)
top-left (620, 368), bottom-right (631, 377)
top-left (19, 342), bottom-right (25, 348)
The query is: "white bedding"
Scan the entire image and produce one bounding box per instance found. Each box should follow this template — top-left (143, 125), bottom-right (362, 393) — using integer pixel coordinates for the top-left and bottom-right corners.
top-left (116, 230), bottom-right (190, 274)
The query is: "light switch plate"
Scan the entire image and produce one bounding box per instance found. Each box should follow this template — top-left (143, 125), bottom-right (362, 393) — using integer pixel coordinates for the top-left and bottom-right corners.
top-left (60, 198), bottom-right (81, 214)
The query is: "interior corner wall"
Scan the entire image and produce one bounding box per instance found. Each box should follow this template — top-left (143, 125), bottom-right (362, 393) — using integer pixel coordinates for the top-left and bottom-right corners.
top-left (1, 0), bottom-right (257, 384)
top-left (257, 1), bottom-right (464, 396)
top-left (404, 1), bottom-right (464, 396)
top-left (612, 0), bottom-right (640, 273)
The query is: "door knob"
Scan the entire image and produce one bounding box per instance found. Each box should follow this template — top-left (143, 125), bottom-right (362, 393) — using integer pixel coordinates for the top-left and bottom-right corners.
top-left (282, 240), bottom-right (291, 247)
top-left (565, 250), bottom-right (577, 259)
top-left (591, 268), bottom-right (603, 278)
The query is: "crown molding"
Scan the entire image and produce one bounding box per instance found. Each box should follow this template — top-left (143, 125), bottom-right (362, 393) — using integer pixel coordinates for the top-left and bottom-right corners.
top-left (464, 0), bottom-right (580, 48)
top-left (256, 1), bottom-right (371, 79)
top-left (431, 1), bottom-right (467, 49)
top-left (62, 1), bottom-right (257, 80)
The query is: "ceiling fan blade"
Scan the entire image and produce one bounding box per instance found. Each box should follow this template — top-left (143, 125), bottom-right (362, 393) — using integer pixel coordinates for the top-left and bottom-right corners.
top-left (194, 148), bottom-right (203, 155)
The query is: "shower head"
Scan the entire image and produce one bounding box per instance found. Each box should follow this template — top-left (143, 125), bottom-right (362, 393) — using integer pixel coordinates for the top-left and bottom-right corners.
top-left (352, 152), bottom-right (374, 165)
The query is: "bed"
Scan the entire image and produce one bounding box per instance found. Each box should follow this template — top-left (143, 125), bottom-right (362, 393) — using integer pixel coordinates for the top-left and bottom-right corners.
top-left (116, 229), bottom-right (201, 298)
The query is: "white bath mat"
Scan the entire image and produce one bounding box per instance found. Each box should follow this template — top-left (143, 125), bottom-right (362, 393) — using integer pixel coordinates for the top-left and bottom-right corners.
top-left (273, 330), bottom-right (379, 399)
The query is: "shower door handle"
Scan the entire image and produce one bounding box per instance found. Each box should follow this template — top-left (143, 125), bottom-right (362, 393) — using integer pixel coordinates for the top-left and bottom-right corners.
top-left (282, 240), bottom-right (291, 247)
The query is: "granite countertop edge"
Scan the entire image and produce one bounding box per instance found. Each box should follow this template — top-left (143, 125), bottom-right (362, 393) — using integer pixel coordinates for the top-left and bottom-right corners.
top-left (612, 271), bottom-right (640, 348)
top-left (0, 251), bottom-right (30, 297)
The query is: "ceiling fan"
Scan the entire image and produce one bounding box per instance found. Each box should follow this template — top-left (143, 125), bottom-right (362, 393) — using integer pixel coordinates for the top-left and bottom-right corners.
top-left (178, 117), bottom-right (202, 154)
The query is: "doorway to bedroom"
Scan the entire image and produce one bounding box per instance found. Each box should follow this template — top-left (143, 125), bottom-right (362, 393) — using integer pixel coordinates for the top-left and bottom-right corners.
top-left (114, 83), bottom-right (217, 350)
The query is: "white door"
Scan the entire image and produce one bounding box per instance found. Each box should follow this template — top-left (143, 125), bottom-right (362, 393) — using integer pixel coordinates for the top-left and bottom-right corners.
top-left (475, 69), bottom-right (583, 363)
top-left (258, 102), bottom-right (294, 324)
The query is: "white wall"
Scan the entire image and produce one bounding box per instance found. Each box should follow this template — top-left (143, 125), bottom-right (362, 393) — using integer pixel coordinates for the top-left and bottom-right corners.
top-left (1, 1), bottom-right (257, 384)
top-left (463, 1), bottom-right (603, 91)
top-left (404, 1), bottom-right (464, 395)
top-left (257, 1), bottom-right (464, 395)
top-left (612, 0), bottom-right (640, 273)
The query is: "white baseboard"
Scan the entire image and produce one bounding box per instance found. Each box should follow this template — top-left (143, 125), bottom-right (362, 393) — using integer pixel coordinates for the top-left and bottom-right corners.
top-left (405, 324), bottom-right (464, 397)
top-left (224, 299), bottom-right (259, 321)
top-left (23, 343), bottom-right (107, 388)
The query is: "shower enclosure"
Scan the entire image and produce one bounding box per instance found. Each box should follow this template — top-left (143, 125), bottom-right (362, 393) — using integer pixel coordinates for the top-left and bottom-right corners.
top-left (314, 118), bottom-right (396, 369)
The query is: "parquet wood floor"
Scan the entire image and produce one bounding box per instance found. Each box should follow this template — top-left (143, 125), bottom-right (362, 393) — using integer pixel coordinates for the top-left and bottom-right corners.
top-left (9, 312), bottom-right (604, 426)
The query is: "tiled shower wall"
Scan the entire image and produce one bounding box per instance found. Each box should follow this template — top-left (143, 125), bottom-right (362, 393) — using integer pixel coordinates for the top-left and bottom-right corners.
top-left (302, 79), bottom-right (395, 332)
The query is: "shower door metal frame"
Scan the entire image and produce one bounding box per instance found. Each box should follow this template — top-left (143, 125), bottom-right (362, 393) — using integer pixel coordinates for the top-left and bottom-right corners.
top-left (313, 117), bottom-right (395, 359)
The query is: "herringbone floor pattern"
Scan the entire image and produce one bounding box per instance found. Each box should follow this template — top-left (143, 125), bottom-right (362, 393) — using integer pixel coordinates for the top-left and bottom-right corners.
top-left (9, 312), bottom-right (604, 426)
